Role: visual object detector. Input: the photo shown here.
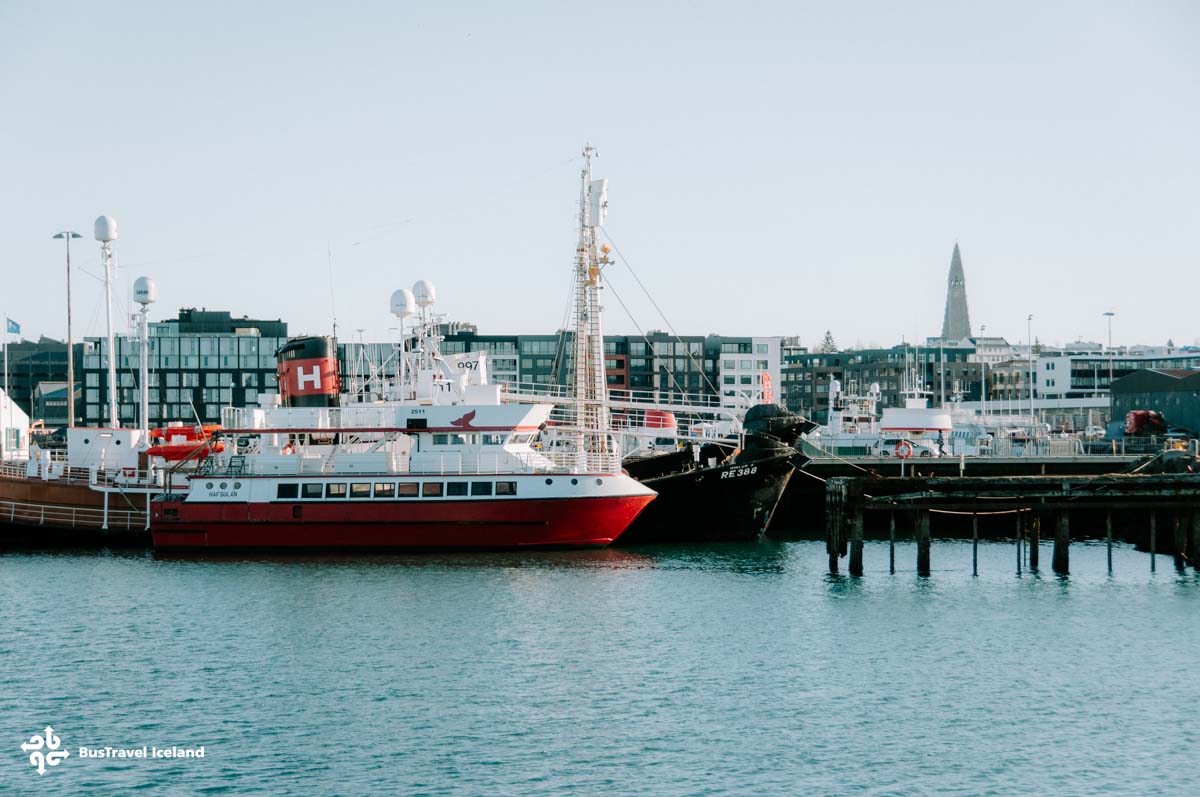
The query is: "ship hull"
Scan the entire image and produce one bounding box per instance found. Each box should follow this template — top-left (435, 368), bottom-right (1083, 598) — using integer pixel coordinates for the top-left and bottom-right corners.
top-left (0, 472), bottom-right (148, 539)
top-left (616, 451), bottom-right (799, 544)
top-left (150, 494), bottom-right (654, 550)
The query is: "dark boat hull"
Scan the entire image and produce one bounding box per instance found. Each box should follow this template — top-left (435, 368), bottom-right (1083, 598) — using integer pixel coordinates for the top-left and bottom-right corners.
top-left (616, 452), bottom-right (798, 544)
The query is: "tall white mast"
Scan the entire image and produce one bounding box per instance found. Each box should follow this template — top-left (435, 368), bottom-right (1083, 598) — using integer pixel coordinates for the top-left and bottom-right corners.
top-left (571, 144), bottom-right (612, 461)
top-left (133, 277), bottom-right (157, 444)
top-left (95, 216), bottom-right (120, 428)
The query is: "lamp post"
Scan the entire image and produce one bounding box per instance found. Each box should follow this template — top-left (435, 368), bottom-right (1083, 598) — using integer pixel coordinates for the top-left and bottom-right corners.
top-left (52, 231), bottom-right (83, 427)
top-left (1027, 315), bottom-right (1034, 428)
top-left (979, 324), bottom-right (987, 416)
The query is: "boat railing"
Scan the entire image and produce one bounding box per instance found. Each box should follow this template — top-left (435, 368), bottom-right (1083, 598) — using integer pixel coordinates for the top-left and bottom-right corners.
top-left (0, 498), bottom-right (146, 531)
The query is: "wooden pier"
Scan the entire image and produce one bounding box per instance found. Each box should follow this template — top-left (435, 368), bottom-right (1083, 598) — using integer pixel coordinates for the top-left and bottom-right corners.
top-left (825, 473), bottom-right (1200, 576)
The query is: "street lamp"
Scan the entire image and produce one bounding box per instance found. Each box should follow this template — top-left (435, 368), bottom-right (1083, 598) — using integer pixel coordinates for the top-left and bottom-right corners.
top-left (979, 324), bottom-right (987, 416)
top-left (1027, 314), bottom-right (1034, 427)
top-left (52, 231), bottom-right (83, 427)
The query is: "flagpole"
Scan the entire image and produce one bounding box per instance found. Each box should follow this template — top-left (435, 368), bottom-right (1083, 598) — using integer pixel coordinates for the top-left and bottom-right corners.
top-left (3, 315), bottom-right (9, 460)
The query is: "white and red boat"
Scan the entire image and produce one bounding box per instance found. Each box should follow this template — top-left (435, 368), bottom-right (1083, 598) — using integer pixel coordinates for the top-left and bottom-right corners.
top-left (151, 148), bottom-right (655, 550)
top-left (150, 401), bottom-right (654, 549)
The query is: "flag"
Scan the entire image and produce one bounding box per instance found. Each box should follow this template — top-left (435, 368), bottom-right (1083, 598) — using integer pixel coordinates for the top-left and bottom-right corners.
top-left (5, 318), bottom-right (18, 335)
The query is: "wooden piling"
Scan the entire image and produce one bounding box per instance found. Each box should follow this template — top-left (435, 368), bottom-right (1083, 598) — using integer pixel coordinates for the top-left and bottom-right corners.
top-left (916, 510), bottom-right (931, 576)
top-left (971, 514), bottom-right (978, 577)
top-left (1015, 513), bottom-right (1022, 575)
top-left (1150, 511), bottom-right (1156, 573)
top-left (889, 512), bottom-right (896, 575)
top-left (1191, 512), bottom-right (1200, 571)
top-left (825, 479), bottom-right (845, 575)
top-left (849, 500), bottom-right (864, 577)
top-left (1106, 511), bottom-right (1113, 574)
top-left (1173, 513), bottom-right (1187, 571)
top-left (1053, 510), bottom-right (1070, 575)
top-left (1029, 513), bottom-right (1040, 570)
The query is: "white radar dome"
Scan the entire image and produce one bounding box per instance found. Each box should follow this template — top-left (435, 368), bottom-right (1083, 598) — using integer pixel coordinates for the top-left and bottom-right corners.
top-left (390, 288), bottom-right (416, 318)
top-left (133, 277), bottom-right (157, 306)
top-left (412, 280), bottom-right (436, 307)
top-left (94, 215), bottom-right (118, 242)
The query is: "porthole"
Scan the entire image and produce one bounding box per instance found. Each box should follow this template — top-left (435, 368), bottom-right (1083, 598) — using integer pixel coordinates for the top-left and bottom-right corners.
top-left (115, 440), bottom-right (121, 445)
top-left (83, 438), bottom-right (90, 444)
top-left (220, 482), bottom-right (228, 489)
top-left (571, 478), bottom-right (578, 485)
top-left (233, 482), bottom-right (242, 489)
top-left (545, 478), bottom-right (553, 485)
top-left (206, 482), bottom-right (214, 489)
top-left (596, 479), bottom-right (603, 485)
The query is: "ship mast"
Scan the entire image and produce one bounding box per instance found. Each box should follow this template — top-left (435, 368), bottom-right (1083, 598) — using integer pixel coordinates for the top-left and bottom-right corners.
top-left (571, 144), bottom-right (613, 462)
top-left (94, 216), bottom-right (120, 428)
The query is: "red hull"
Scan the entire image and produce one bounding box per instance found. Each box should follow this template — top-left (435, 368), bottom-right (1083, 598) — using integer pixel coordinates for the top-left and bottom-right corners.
top-left (150, 495), bottom-right (654, 550)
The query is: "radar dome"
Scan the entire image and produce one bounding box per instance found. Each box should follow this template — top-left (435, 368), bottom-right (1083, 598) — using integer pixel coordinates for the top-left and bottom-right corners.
top-left (94, 215), bottom-right (118, 242)
top-left (412, 280), bottom-right (436, 307)
top-left (390, 288), bottom-right (416, 318)
top-left (133, 277), bottom-right (157, 306)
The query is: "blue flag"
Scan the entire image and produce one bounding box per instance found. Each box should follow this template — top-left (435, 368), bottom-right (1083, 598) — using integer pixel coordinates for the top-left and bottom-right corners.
top-left (5, 318), bottom-right (18, 335)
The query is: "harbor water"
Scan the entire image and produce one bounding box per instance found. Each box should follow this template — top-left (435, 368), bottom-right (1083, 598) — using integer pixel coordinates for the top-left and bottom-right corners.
top-left (2, 540), bottom-right (1198, 795)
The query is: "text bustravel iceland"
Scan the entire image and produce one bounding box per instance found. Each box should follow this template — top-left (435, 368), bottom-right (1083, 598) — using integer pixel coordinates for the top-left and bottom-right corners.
top-left (79, 745), bottom-right (205, 759)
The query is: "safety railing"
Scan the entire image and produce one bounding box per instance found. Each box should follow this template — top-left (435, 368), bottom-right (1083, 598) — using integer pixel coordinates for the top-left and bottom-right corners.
top-left (0, 499), bottom-right (147, 531)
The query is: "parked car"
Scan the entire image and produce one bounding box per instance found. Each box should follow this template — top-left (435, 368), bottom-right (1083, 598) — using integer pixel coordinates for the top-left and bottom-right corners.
top-left (1083, 426), bottom-right (1106, 440)
top-left (872, 437), bottom-right (938, 458)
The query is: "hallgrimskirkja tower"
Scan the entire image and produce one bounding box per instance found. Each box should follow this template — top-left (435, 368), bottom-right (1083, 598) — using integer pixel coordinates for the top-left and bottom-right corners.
top-left (940, 243), bottom-right (971, 340)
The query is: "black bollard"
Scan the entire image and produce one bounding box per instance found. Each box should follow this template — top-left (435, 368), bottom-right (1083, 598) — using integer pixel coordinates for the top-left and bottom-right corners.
top-left (1053, 510), bottom-right (1070, 575)
top-left (916, 510), bottom-right (931, 576)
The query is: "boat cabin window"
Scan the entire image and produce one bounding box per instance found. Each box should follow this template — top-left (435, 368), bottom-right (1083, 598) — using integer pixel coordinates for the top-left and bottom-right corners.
top-left (471, 482), bottom-right (493, 496)
top-left (406, 418), bottom-right (427, 430)
top-left (277, 484), bottom-right (299, 500)
top-left (432, 434), bottom-right (471, 446)
top-left (482, 434), bottom-right (505, 445)
top-left (374, 483), bottom-right (395, 498)
top-left (350, 483), bottom-right (372, 499)
top-left (446, 482), bottom-right (468, 497)
top-left (422, 482), bottom-right (443, 497)
top-left (326, 483), bottom-right (348, 499)
top-left (397, 482), bottom-right (419, 497)
top-left (495, 481), bottom-right (517, 496)
top-left (302, 483), bottom-right (323, 499)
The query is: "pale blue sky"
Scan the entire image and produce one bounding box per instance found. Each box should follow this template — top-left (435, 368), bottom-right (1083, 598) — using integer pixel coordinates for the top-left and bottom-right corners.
top-left (3, 1), bottom-right (1197, 350)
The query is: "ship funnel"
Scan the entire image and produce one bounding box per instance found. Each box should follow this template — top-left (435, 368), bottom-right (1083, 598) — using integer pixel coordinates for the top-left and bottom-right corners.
top-left (276, 336), bottom-right (341, 408)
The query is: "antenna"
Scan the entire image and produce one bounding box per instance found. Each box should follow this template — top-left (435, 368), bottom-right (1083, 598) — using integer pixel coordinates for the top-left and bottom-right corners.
top-left (327, 243), bottom-right (338, 339)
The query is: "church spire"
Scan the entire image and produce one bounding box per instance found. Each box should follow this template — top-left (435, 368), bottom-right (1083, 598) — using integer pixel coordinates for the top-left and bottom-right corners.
top-left (941, 242), bottom-right (972, 340)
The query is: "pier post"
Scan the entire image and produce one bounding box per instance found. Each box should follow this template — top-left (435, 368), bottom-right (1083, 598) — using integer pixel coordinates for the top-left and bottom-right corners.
top-left (1029, 513), bottom-right (1040, 570)
top-left (1106, 511), bottom-right (1113, 575)
top-left (825, 479), bottom-right (845, 575)
top-left (889, 512), bottom-right (896, 575)
top-left (1191, 512), bottom-right (1200, 571)
top-left (971, 514), bottom-right (978, 577)
top-left (1015, 513), bottom-right (1022, 576)
top-left (916, 510), bottom-right (931, 576)
top-left (1150, 511), bottom-right (1156, 573)
top-left (1053, 510), bottom-right (1070, 575)
top-left (849, 500), bottom-right (864, 577)
top-left (1173, 513), bottom-right (1187, 571)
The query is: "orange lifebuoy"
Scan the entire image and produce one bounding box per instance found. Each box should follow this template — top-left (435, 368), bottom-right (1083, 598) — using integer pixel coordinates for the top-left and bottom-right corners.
top-left (282, 444), bottom-right (295, 455)
top-left (895, 440), bottom-right (913, 459)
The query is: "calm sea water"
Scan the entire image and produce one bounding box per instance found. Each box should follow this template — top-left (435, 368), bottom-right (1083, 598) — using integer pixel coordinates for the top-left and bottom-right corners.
top-left (2, 540), bottom-right (1198, 796)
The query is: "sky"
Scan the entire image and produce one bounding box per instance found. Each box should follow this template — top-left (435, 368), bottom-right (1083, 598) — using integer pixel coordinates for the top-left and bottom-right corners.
top-left (2, 1), bottom-right (1197, 351)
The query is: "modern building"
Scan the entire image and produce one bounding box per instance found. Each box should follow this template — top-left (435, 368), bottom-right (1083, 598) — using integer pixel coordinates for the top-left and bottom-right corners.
top-left (81, 308), bottom-right (288, 427)
top-left (0, 337), bottom-right (79, 417)
top-left (1110, 369), bottom-right (1200, 435)
top-left (33, 381), bottom-right (75, 428)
